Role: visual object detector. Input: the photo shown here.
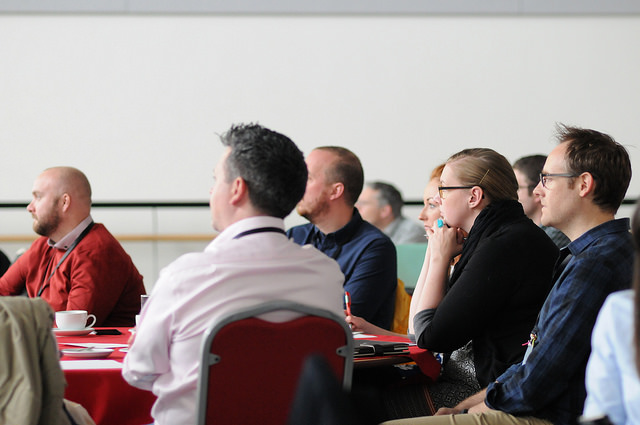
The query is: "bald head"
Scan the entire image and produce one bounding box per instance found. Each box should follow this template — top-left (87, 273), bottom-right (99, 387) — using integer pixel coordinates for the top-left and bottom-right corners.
top-left (43, 167), bottom-right (92, 205)
top-left (27, 167), bottom-right (92, 240)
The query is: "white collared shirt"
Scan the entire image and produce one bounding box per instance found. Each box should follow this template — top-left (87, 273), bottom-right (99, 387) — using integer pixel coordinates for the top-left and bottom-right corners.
top-left (122, 216), bottom-right (345, 425)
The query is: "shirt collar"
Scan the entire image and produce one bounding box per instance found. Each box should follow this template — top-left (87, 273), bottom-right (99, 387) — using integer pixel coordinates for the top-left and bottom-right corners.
top-left (310, 208), bottom-right (363, 245)
top-left (49, 215), bottom-right (94, 250)
top-left (209, 216), bottom-right (286, 249)
top-left (567, 218), bottom-right (630, 256)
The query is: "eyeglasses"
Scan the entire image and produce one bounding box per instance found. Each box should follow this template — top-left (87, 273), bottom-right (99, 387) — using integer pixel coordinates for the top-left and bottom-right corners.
top-left (539, 173), bottom-right (579, 189)
top-left (438, 186), bottom-right (475, 199)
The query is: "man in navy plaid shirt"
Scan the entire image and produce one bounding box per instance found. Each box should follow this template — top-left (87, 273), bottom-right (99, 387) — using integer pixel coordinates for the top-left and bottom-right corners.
top-left (383, 124), bottom-right (634, 425)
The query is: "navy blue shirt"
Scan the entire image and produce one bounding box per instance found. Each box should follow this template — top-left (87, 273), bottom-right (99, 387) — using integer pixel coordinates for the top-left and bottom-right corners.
top-left (485, 218), bottom-right (634, 425)
top-left (287, 209), bottom-right (397, 330)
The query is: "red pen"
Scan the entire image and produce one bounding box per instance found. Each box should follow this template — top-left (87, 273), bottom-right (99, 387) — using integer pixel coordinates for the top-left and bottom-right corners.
top-left (344, 291), bottom-right (352, 316)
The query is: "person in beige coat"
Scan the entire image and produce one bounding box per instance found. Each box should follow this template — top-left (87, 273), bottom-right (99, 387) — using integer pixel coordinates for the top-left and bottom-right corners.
top-left (0, 296), bottom-right (94, 425)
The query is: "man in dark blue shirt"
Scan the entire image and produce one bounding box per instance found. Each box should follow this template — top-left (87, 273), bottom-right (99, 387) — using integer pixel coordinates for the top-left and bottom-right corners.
top-left (287, 146), bottom-right (397, 330)
top-left (383, 125), bottom-right (633, 425)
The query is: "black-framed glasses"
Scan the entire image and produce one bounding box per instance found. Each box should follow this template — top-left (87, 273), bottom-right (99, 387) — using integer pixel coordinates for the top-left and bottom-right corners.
top-left (438, 185), bottom-right (475, 199)
top-left (539, 173), bottom-right (579, 189)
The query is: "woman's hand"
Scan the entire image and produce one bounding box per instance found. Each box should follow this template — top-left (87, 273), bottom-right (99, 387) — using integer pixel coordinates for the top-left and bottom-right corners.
top-left (429, 220), bottom-right (464, 262)
top-left (345, 313), bottom-right (377, 334)
top-left (346, 313), bottom-right (403, 337)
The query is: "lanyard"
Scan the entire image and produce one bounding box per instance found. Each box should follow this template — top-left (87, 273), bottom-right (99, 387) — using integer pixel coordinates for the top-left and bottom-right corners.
top-left (233, 227), bottom-right (286, 240)
top-left (37, 222), bottom-right (95, 297)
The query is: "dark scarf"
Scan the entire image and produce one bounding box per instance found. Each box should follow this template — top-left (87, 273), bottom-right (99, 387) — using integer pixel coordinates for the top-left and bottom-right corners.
top-left (448, 199), bottom-right (524, 288)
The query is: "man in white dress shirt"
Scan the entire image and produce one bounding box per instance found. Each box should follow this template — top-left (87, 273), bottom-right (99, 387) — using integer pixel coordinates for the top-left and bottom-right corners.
top-left (122, 123), bottom-right (345, 425)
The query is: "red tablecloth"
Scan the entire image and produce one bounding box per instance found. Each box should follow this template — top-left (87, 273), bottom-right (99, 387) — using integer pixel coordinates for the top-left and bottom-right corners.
top-left (57, 327), bottom-right (155, 425)
top-left (57, 328), bottom-right (439, 425)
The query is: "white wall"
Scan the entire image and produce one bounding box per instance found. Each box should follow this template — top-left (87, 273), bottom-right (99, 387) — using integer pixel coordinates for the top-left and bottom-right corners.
top-left (1, 14), bottom-right (639, 288)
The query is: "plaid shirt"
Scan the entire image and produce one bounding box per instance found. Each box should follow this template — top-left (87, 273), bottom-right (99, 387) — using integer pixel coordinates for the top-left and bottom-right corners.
top-left (485, 218), bottom-right (633, 425)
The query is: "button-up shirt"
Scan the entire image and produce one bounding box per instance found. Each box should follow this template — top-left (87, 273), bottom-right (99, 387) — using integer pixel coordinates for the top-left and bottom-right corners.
top-left (485, 218), bottom-right (634, 425)
top-left (123, 216), bottom-right (345, 425)
top-left (287, 208), bottom-right (397, 329)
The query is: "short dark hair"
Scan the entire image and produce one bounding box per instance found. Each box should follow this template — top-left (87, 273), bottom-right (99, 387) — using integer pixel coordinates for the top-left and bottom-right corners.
top-left (556, 124), bottom-right (631, 214)
top-left (316, 146), bottom-right (364, 206)
top-left (220, 123), bottom-right (307, 218)
top-left (513, 155), bottom-right (547, 195)
top-left (367, 181), bottom-right (404, 218)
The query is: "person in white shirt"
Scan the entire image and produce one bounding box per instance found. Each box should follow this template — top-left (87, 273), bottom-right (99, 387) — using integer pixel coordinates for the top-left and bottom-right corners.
top-left (582, 202), bottom-right (640, 425)
top-left (122, 123), bottom-right (345, 425)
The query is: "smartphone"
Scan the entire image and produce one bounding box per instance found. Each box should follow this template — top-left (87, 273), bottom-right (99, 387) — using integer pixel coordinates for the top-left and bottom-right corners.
top-left (94, 329), bottom-right (122, 335)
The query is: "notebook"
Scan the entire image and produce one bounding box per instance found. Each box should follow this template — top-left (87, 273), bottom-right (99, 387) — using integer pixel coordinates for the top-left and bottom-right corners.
top-left (353, 339), bottom-right (410, 358)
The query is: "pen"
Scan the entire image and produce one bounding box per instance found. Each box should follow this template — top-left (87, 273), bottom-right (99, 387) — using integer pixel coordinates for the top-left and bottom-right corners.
top-left (345, 291), bottom-right (352, 316)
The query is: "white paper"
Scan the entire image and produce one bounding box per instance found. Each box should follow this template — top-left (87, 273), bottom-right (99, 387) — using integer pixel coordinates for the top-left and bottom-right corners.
top-left (60, 360), bottom-right (123, 370)
top-left (353, 333), bottom-right (377, 339)
top-left (59, 343), bottom-right (129, 349)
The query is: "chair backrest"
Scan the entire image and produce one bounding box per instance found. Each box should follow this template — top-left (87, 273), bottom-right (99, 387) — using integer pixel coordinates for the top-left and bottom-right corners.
top-left (396, 243), bottom-right (428, 293)
top-left (196, 301), bottom-right (354, 425)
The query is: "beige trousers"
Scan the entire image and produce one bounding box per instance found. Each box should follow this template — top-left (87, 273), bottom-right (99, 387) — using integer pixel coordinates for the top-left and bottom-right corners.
top-left (381, 410), bottom-right (553, 425)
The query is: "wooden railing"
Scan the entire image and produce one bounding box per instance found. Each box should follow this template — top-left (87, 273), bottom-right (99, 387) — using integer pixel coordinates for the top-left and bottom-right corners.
top-left (1, 197), bottom-right (636, 244)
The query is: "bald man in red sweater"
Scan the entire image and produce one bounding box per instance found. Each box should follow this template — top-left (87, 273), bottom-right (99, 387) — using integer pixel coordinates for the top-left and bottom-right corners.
top-left (0, 167), bottom-right (145, 326)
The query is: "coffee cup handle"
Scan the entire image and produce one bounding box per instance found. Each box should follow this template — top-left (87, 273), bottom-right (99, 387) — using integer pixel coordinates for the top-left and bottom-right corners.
top-left (86, 314), bottom-right (97, 329)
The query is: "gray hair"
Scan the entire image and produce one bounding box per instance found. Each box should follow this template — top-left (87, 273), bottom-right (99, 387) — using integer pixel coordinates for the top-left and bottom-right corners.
top-left (366, 181), bottom-right (404, 218)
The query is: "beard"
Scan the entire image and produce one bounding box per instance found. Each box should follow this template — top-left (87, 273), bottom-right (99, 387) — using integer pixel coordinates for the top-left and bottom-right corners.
top-left (32, 210), bottom-right (61, 237)
top-left (296, 196), bottom-right (330, 223)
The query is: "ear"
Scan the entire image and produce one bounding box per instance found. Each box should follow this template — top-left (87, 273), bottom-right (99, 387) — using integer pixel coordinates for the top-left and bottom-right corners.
top-left (468, 186), bottom-right (484, 208)
top-left (328, 182), bottom-right (345, 201)
top-left (380, 204), bottom-right (393, 220)
top-left (577, 172), bottom-right (596, 198)
top-left (60, 193), bottom-right (71, 213)
top-left (229, 177), bottom-right (248, 206)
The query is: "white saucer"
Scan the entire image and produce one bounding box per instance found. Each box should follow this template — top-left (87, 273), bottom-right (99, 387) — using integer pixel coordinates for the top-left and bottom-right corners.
top-left (61, 348), bottom-right (114, 359)
top-left (53, 327), bottom-right (95, 336)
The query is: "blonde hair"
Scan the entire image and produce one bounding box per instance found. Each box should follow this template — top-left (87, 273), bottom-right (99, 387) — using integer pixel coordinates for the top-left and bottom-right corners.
top-left (446, 148), bottom-right (518, 202)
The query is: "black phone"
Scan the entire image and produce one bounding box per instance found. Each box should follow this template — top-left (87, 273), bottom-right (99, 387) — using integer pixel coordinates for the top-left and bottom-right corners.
top-left (94, 329), bottom-right (122, 335)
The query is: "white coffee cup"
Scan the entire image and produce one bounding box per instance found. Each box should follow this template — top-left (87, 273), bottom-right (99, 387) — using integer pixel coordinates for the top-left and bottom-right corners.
top-left (55, 310), bottom-right (97, 330)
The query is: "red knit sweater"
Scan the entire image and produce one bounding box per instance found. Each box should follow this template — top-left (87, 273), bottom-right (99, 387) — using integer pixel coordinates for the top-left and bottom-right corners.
top-left (0, 224), bottom-right (145, 326)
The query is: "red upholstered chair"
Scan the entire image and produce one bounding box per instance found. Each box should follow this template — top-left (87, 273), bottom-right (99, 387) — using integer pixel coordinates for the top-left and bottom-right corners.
top-left (195, 301), bottom-right (354, 425)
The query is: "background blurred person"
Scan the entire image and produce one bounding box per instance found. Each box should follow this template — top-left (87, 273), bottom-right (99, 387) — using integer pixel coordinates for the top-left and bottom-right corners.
top-left (513, 155), bottom-right (570, 248)
top-left (357, 181), bottom-right (425, 244)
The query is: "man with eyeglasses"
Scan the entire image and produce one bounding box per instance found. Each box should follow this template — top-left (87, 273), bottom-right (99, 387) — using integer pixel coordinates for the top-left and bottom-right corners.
top-left (513, 155), bottom-right (570, 249)
top-left (383, 124), bottom-right (633, 425)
